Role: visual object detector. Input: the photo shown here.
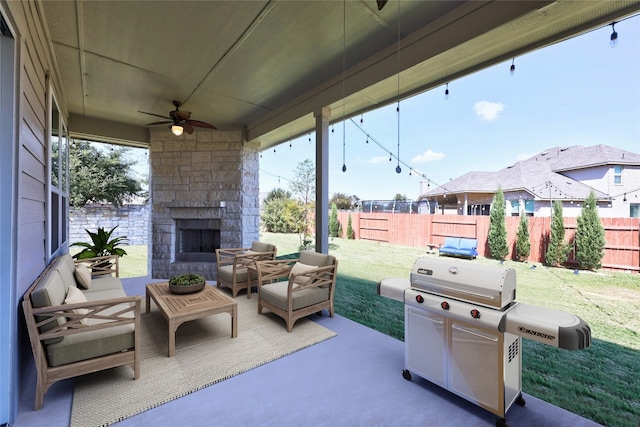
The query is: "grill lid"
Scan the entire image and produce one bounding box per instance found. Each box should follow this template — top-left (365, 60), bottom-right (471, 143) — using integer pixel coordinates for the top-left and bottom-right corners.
top-left (410, 257), bottom-right (516, 309)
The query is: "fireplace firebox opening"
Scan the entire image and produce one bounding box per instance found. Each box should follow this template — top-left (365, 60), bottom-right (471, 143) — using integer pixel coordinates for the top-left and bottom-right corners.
top-left (175, 219), bottom-right (221, 262)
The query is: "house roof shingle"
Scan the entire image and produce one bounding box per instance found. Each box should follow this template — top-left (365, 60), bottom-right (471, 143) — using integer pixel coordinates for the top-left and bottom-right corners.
top-left (420, 144), bottom-right (640, 201)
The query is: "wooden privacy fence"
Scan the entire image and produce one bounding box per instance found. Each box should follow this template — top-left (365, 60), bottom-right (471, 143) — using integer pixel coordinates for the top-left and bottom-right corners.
top-left (336, 212), bottom-right (640, 273)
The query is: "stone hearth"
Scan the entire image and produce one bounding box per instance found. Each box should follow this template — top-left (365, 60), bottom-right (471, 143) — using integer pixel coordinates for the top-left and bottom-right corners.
top-left (150, 129), bottom-right (259, 280)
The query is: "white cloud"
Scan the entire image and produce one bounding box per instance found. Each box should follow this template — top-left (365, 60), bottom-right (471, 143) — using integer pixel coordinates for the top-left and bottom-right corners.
top-left (367, 156), bottom-right (389, 164)
top-left (411, 149), bottom-right (445, 163)
top-left (473, 101), bottom-right (504, 121)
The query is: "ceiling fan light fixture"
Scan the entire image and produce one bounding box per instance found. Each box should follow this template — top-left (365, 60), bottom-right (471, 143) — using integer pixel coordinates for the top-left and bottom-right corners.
top-left (171, 125), bottom-right (184, 136)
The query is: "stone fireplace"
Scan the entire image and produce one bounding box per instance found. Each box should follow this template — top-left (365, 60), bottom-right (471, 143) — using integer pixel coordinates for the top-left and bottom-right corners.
top-left (149, 129), bottom-right (259, 280)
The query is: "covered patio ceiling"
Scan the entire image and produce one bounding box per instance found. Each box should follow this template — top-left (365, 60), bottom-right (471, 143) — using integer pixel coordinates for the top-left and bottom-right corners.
top-left (41, 0), bottom-right (640, 149)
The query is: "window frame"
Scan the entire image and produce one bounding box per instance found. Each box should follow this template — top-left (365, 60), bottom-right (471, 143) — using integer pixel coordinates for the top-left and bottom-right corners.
top-left (613, 165), bottom-right (623, 185)
top-left (47, 86), bottom-right (69, 257)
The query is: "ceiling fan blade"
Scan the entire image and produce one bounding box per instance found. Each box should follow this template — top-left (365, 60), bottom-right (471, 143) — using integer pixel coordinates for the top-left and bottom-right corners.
top-left (183, 123), bottom-right (195, 134)
top-left (187, 119), bottom-right (217, 129)
top-left (145, 120), bottom-right (173, 126)
top-left (139, 110), bottom-right (171, 120)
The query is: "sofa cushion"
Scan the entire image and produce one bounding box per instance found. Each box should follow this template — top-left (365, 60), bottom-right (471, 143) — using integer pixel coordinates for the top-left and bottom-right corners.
top-left (459, 238), bottom-right (477, 250)
top-left (64, 286), bottom-right (89, 324)
top-left (46, 321), bottom-right (135, 367)
top-left (74, 264), bottom-right (92, 289)
top-left (442, 237), bottom-right (460, 249)
top-left (50, 255), bottom-right (75, 294)
top-left (260, 281), bottom-right (329, 311)
top-left (218, 264), bottom-right (249, 284)
top-left (85, 275), bottom-right (126, 293)
top-left (30, 269), bottom-right (68, 341)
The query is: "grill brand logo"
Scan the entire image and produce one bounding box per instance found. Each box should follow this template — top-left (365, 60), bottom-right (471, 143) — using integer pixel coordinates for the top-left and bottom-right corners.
top-left (518, 326), bottom-right (556, 341)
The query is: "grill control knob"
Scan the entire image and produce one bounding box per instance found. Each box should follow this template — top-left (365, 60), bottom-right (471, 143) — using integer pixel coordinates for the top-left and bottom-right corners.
top-left (415, 294), bottom-right (424, 304)
top-left (441, 301), bottom-right (450, 310)
top-left (470, 309), bottom-right (481, 319)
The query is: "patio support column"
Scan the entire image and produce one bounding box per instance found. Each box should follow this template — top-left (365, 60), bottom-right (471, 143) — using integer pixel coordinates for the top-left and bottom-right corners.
top-left (464, 193), bottom-right (468, 216)
top-left (315, 107), bottom-right (330, 254)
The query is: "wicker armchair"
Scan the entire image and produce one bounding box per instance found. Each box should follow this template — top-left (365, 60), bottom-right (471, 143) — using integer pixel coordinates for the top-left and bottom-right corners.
top-left (215, 241), bottom-right (277, 298)
top-left (255, 251), bottom-right (338, 332)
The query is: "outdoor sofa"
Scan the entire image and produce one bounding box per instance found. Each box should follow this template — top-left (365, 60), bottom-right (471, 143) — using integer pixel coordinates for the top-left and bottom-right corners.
top-left (22, 252), bottom-right (141, 410)
top-left (438, 237), bottom-right (478, 259)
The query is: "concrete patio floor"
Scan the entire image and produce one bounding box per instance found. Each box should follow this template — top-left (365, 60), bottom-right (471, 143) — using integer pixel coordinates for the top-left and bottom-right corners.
top-left (14, 276), bottom-right (601, 427)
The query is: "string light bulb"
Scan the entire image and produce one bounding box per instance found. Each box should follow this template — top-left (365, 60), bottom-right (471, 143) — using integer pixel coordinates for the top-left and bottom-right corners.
top-left (444, 83), bottom-right (449, 100)
top-left (510, 58), bottom-right (515, 76)
top-left (610, 22), bottom-right (618, 47)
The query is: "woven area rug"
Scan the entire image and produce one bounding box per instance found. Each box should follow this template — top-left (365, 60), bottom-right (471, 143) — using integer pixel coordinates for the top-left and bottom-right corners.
top-left (70, 294), bottom-right (336, 427)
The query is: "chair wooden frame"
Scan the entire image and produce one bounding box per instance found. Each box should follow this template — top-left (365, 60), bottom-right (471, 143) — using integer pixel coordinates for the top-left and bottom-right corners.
top-left (22, 255), bottom-right (141, 410)
top-left (255, 257), bottom-right (338, 332)
top-left (215, 245), bottom-right (277, 298)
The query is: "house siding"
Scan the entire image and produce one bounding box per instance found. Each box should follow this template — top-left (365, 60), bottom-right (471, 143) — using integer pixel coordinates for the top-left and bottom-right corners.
top-left (2, 1), bottom-right (61, 423)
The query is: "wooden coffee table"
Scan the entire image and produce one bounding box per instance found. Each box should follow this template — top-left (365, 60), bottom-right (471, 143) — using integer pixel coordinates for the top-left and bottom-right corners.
top-left (146, 282), bottom-right (238, 357)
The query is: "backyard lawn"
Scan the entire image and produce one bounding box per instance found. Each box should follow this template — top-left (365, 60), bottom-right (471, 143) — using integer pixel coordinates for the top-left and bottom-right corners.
top-left (118, 233), bottom-right (639, 427)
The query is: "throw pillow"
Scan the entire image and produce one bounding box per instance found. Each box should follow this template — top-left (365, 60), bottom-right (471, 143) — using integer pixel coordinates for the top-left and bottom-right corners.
top-left (289, 262), bottom-right (317, 285)
top-left (74, 264), bottom-right (92, 289)
top-left (64, 285), bottom-right (89, 325)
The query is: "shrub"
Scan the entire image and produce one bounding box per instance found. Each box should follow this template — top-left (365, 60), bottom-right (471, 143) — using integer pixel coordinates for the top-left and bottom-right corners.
top-left (515, 213), bottom-right (531, 261)
top-left (575, 191), bottom-right (606, 270)
top-left (347, 214), bottom-right (355, 239)
top-left (329, 203), bottom-right (341, 237)
top-left (488, 188), bottom-right (508, 260)
top-left (545, 200), bottom-right (570, 266)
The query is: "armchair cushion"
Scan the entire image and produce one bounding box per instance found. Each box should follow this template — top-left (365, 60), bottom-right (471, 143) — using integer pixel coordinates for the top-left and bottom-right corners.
top-left (74, 264), bottom-right (92, 289)
top-left (251, 241), bottom-right (275, 253)
top-left (289, 262), bottom-right (318, 284)
top-left (259, 281), bottom-right (330, 311)
top-left (299, 250), bottom-right (334, 267)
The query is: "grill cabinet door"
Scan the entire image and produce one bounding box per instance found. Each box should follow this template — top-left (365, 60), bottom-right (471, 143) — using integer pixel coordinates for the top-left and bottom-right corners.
top-left (449, 321), bottom-right (503, 416)
top-left (406, 307), bottom-right (447, 388)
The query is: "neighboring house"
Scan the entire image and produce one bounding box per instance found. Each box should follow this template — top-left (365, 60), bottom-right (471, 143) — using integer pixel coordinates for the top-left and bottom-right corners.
top-left (417, 145), bottom-right (640, 218)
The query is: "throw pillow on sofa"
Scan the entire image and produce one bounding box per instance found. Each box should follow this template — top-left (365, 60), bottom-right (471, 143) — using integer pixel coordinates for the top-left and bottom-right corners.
top-left (74, 264), bottom-right (92, 289)
top-left (64, 286), bottom-right (89, 324)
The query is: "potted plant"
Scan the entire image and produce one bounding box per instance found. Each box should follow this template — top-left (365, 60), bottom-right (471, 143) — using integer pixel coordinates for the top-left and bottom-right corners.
top-left (169, 273), bottom-right (206, 294)
top-left (71, 226), bottom-right (129, 270)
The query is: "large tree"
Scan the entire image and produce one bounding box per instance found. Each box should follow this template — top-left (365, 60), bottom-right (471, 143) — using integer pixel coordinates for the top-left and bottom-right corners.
top-left (488, 188), bottom-right (508, 260)
top-left (330, 193), bottom-right (358, 210)
top-left (70, 140), bottom-right (144, 207)
top-left (575, 191), bottom-right (606, 270)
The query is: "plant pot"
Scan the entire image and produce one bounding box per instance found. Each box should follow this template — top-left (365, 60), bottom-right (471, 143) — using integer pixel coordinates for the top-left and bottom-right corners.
top-left (169, 281), bottom-right (205, 294)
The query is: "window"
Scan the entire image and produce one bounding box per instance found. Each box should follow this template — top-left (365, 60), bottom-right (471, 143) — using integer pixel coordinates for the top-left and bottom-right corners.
top-left (631, 204), bottom-right (640, 218)
top-left (49, 90), bottom-right (69, 256)
top-left (614, 165), bottom-right (623, 185)
top-left (524, 200), bottom-right (535, 217)
top-left (511, 200), bottom-right (520, 216)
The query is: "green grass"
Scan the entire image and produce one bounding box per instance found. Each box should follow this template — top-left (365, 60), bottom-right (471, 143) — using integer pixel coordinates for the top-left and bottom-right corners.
top-left (116, 233), bottom-right (640, 426)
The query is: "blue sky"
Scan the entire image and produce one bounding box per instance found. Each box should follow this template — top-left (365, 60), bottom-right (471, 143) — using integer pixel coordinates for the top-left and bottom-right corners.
top-left (259, 16), bottom-right (640, 201)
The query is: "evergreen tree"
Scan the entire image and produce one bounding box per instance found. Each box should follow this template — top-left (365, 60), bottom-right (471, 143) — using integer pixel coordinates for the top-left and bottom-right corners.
top-left (515, 212), bottom-right (531, 261)
top-left (346, 214), bottom-right (355, 239)
top-left (488, 188), bottom-right (508, 260)
top-left (545, 200), bottom-right (570, 266)
top-left (329, 203), bottom-right (340, 237)
top-left (575, 191), bottom-right (606, 270)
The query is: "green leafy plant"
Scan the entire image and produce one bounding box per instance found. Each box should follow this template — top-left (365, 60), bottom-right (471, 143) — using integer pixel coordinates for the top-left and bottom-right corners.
top-left (346, 214), bottom-right (355, 239)
top-left (329, 203), bottom-right (340, 237)
top-left (169, 273), bottom-right (205, 286)
top-left (71, 225), bottom-right (129, 259)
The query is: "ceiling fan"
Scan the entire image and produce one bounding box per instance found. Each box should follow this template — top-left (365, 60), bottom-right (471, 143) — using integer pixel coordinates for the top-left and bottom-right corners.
top-left (139, 100), bottom-right (216, 136)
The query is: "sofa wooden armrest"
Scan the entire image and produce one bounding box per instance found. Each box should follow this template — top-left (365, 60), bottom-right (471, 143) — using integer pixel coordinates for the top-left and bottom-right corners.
top-left (22, 253), bottom-right (140, 410)
top-left (74, 254), bottom-right (120, 277)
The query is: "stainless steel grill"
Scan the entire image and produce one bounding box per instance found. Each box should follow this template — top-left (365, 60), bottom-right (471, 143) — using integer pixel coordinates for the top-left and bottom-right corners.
top-left (378, 257), bottom-right (591, 427)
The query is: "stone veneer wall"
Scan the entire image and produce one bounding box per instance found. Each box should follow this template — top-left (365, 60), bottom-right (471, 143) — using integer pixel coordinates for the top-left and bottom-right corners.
top-left (149, 129), bottom-right (259, 280)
